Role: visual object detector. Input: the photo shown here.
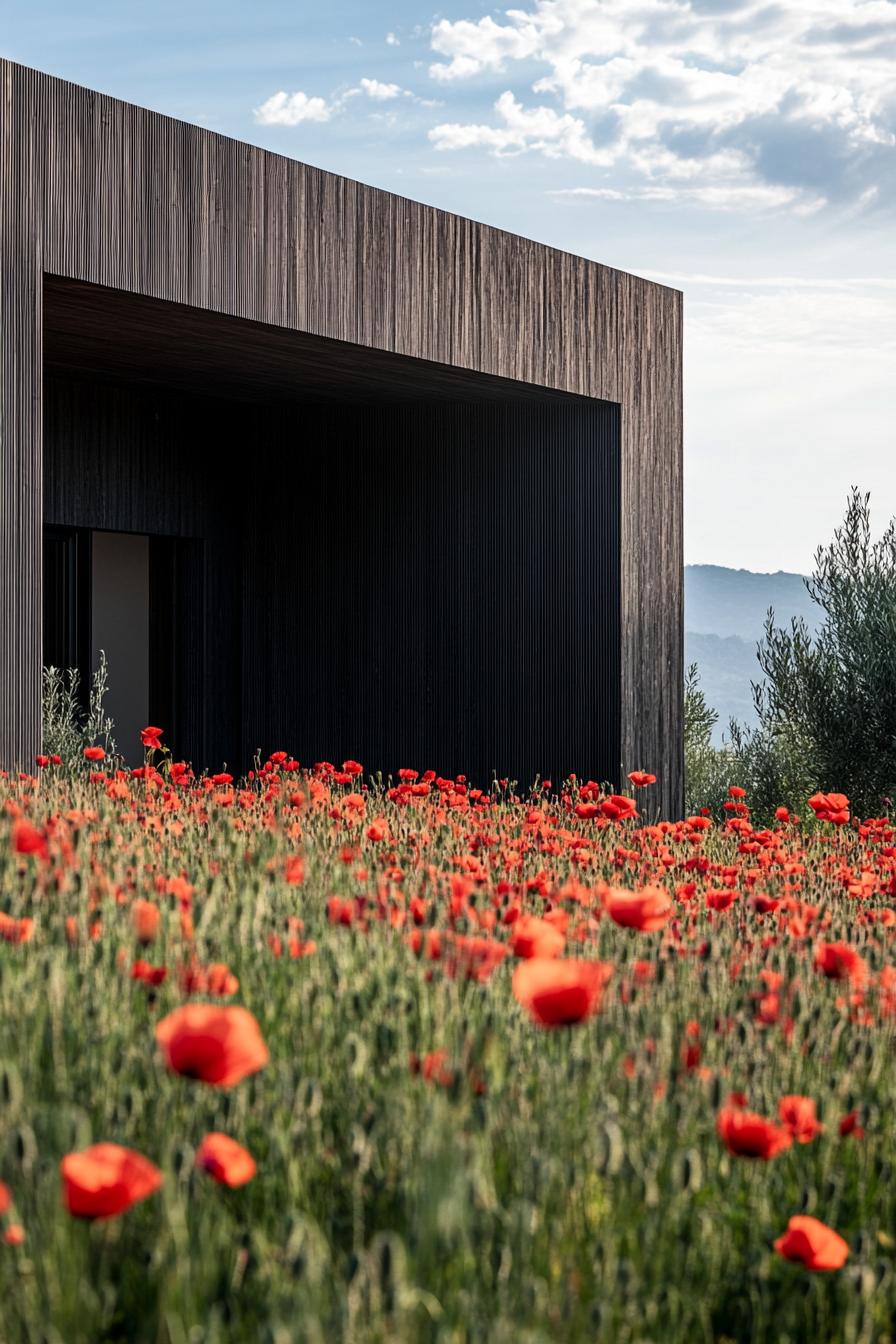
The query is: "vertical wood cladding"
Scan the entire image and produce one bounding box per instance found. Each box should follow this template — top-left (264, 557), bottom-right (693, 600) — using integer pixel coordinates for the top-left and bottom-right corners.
top-left (0, 64), bottom-right (43, 774)
top-left (0, 58), bottom-right (682, 812)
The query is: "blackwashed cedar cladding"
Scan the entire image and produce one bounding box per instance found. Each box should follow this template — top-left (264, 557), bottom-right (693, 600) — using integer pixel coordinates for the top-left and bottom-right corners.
top-left (0, 58), bottom-right (683, 813)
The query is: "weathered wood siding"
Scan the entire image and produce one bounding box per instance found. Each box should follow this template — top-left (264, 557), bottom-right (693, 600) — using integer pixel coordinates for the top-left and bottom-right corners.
top-left (0, 58), bottom-right (683, 811)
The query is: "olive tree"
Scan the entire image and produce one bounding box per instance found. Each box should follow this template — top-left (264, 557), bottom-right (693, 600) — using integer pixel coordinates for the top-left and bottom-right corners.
top-left (755, 488), bottom-right (896, 817)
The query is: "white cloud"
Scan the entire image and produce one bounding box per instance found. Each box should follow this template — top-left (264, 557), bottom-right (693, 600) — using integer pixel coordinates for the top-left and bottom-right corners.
top-left (254, 90), bottom-right (332, 126)
top-left (254, 77), bottom-right (417, 129)
top-left (430, 15), bottom-right (541, 81)
top-left (638, 270), bottom-right (896, 292)
top-left (359, 77), bottom-right (405, 100)
top-left (431, 90), bottom-right (615, 164)
top-left (685, 278), bottom-right (896, 356)
top-left (386, 32), bottom-right (400, 46)
top-left (427, 0), bottom-right (896, 212)
top-left (550, 182), bottom-right (825, 213)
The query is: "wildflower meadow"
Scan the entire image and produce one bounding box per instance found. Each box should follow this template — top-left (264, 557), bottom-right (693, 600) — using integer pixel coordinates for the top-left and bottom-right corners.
top-left (1, 738), bottom-right (894, 1342)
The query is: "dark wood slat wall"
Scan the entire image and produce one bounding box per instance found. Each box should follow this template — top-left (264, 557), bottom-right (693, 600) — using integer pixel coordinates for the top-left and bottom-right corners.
top-left (0, 64), bottom-right (43, 775)
top-left (0, 58), bottom-right (683, 813)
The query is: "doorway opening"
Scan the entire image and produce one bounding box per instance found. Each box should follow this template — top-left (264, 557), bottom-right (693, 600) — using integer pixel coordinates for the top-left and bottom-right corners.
top-left (43, 527), bottom-right (203, 767)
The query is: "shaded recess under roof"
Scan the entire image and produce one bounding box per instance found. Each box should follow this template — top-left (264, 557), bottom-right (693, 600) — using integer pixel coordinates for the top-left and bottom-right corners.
top-left (44, 276), bottom-right (603, 408)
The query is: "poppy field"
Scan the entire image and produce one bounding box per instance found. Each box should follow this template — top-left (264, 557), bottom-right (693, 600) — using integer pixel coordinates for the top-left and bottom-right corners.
top-left (1, 742), bottom-right (895, 1343)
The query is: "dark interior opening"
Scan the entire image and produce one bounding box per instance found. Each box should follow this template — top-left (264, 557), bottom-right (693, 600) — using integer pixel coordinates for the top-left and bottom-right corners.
top-left (42, 525), bottom-right (204, 766)
top-left (42, 275), bottom-right (621, 787)
top-left (43, 526), bottom-right (91, 691)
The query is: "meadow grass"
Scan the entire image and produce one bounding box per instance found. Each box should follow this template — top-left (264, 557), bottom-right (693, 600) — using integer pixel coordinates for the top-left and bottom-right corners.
top-left (0, 760), bottom-right (893, 1343)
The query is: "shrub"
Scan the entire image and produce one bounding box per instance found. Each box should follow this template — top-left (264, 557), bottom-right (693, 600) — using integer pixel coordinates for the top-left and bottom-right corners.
top-left (41, 649), bottom-right (119, 770)
top-left (683, 662), bottom-right (728, 814)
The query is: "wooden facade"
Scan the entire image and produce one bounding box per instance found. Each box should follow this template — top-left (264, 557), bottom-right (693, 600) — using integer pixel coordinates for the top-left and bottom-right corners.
top-left (0, 60), bottom-right (683, 812)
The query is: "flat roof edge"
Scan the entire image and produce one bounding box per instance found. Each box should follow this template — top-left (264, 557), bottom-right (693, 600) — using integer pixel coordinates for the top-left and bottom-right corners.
top-left (0, 56), bottom-right (682, 300)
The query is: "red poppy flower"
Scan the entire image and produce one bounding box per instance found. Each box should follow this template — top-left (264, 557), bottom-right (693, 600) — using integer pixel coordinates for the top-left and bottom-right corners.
top-left (131, 960), bottom-right (168, 987)
top-left (774, 1215), bottom-right (849, 1271)
top-left (132, 899), bottom-right (161, 944)
top-left (778, 1095), bottom-right (823, 1144)
top-left (717, 1106), bottom-right (792, 1159)
top-left (814, 941), bottom-right (868, 985)
top-left (512, 957), bottom-right (613, 1027)
top-left (0, 914), bottom-right (34, 944)
top-left (206, 963), bottom-right (240, 997)
top-left (604, 885), bottom-right (672, 932)
top-left (284, 855), bottom-right (304, 885)
top-left (3, 1224), bottom-right (24, 1246)
top-left (510, 914), bottom-right (566, 959)
top-left (155, 1004), bottom-right (269, 1087)
top-left (601, 795), bottom-right (638, 821)
top-left (34, 755), bottom-right (50, 769)
top-left (409, 1049), bottom-right (455, 1088)
top-left (83, 746), bottom-right (105, 762)
top-left (60, 1143), bottom-right (162, 1219)
top-left (443, 933), bottom-right (507, 982)
top-left (839, 1110), bottom-right (865, 1139)
top-left (0, 1181), bottom-right (10, 1215)
top-left (807, 792), bottom-right (850, 824)
top-left (627, 771), bottom-right (656, 788)
top-left (706, 888), bottom-right (738, 912)
top-left (195, 1133), bottom-right (256, 1188)
top-left (11, 819), bottom-right (47, 859)
top-left (140, 726), bottom-right (163, 750)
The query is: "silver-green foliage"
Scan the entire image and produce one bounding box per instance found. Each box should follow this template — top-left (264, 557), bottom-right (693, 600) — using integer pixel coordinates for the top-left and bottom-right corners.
top-left (755, 487), bottom-right (896, 816)
top-left (683, 662), bottom-right (729, 815)
top-left (41, 650), bottom-right (119, 770)
top-left (686, 490), bottom-right (896, 822)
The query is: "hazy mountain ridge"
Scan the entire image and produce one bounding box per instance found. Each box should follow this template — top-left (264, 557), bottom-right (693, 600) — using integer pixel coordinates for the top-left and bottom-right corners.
top-left (685, 565), bottom-right (822, 642)
top-left (684, 565), bottom-right (822, 737)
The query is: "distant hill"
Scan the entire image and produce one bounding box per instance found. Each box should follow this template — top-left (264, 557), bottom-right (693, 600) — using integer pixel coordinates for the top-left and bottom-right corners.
top-left (684, 631), bottom-right (761, 732)
top-left (685, 565), bottom-right (822, 642)
top-left (684, 566), bottom-right (822, 738)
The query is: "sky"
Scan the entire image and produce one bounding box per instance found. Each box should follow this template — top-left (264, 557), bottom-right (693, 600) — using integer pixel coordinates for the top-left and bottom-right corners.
top-left (3, 0), bottom-right (895, 572)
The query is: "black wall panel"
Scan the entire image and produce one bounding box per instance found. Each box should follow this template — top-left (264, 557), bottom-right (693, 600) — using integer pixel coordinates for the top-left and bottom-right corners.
top-left (243, 401), bottom-right (620, 786)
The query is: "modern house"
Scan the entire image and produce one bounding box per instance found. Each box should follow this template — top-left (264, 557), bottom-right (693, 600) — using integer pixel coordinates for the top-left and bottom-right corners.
top-left (0, 60), bottom-right (683, 812)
